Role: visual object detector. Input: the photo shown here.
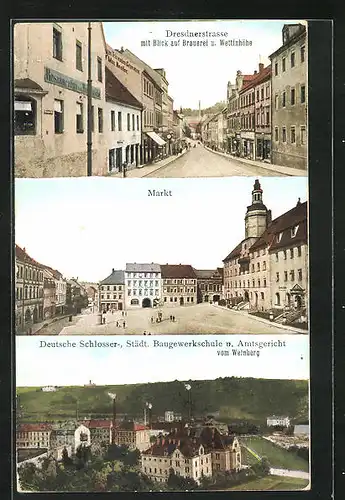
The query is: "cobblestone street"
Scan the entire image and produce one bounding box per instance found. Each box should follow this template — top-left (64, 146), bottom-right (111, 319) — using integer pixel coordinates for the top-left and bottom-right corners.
top-left (53, 303), bottom-right (304, 335)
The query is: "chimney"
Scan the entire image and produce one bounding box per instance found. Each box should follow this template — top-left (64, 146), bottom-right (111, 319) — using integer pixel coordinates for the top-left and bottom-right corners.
top-left (112, 268), bottom-right (115, 273)
top-left (254, 70), bottom-right (257, 75)
top-left (297, 197), bottom-right (301, 205)
top-left (259, 63), bottom-right (264, 73)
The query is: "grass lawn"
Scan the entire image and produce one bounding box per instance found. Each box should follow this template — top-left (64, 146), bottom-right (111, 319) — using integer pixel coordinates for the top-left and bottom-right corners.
top-left (226, 475), bottom-right (309, 491)
top-left (241, 446), bottom-right (259, 467)
top-left (240, 437), bottom-right (309, 472)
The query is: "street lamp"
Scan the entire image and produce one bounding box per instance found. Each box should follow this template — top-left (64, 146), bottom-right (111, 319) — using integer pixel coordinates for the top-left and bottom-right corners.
top-left (166, 134), bottom-right (172, 156)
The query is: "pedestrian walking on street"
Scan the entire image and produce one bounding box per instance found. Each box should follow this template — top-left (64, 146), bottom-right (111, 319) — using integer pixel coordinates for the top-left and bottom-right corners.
top-left (169, 315), bottom-right (172, 322)
top-left (123, 321), bottom-right (126, 328)
top-left (172, 316), bottom-right (175, 322)
top-left (151, 317), bottom-right (154, 323)
top-left (112, 310), bottom-right (114, 315)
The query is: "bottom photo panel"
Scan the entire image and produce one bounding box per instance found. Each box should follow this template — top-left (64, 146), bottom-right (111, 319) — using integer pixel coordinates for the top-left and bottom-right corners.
top-left (16, 335), bottom-right (310, 493)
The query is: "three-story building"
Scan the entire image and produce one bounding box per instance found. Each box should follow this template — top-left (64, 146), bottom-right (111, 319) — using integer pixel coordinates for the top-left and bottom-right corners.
top-left (160, 265), bottom-right (197, 307)
top-left (99, 269), bottom-right (125, 312)
top-left (125, 263), bottom-right (162, 308)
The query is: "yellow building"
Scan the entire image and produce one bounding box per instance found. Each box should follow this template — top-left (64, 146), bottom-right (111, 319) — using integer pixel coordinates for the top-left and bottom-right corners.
top-left (115, 421), bottom-right (151, 452)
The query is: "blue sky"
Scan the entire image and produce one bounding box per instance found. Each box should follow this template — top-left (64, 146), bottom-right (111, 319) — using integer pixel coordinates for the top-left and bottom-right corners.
top-left (103, 20), bottom-right (306, 108)
top-left (16, 334), bottom-right (309, 386)
top-left (15, 177), bottom-right (308, 283)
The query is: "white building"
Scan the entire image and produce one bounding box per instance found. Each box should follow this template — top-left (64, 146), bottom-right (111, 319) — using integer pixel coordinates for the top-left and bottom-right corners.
top-left (125, 263), bottom-right (162, 309)
top-left (165, 411), bottom-right (174, 422)
top-left (266, 416), bottom-right (291, 427)
top-left (105, 66), bottom-right (142, 173)
top-left (41, 386), bottom-right (57, 392)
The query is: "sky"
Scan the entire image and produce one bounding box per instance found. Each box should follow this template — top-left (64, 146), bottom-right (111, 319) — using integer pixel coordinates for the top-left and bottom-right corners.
top-left (16, 334), bottom-right (309, 386)
top-left (103, 20), bottom-right (306, 109)
top-left (15, 177), bottom-right (308, 283)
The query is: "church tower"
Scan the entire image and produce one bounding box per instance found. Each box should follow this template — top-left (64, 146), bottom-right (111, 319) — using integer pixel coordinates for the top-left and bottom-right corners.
top-left (244, 179), bottom-right (271, 239)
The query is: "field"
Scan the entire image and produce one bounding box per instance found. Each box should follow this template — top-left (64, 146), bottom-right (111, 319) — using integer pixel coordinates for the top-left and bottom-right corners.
top-left (225, 475), bottom-right (310, 491)
top-left (240, 437), bottom-right (309, 472)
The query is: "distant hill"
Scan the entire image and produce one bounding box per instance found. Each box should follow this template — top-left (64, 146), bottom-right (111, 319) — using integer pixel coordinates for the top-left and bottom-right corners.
top-left (17, 377), bottom-right (308, 424)
top-left (182, 101), bottom-right (226, 117)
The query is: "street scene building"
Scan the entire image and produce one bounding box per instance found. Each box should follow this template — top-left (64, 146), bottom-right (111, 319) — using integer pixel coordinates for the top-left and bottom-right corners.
top-left (14, 22), bottom-right (108, 177)
top-left (99, 269), bottom-right (125, 312)
top-left (223, 179), bottom-right (308, 325)
top-left (269, 24), bottom-right (307, 170)
top-left (125, 263), bottom-right (162, 309)
top-left (194, 269), bottom-right (223, 304)
top-left (161, 265), bottom-right (197, 306)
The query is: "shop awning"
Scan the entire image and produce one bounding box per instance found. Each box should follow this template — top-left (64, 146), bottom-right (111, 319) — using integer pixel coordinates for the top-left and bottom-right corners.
top-left (146, 131), bottom-right (166, 146)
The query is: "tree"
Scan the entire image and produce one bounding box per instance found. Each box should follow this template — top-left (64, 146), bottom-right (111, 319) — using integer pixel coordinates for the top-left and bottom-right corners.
top-left (61, 447), bottom-right (72, 466)
top-left (123, 448), bottom-right (140, 467)
top-left (167, 469), bottom-right (198, 491)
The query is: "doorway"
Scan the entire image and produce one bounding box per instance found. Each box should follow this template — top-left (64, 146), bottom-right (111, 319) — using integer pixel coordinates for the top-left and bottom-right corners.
top-left (116, 148), bottom-right (122, 171)
top-left (142, 298), bottom-right (151, 308)
top-left (180, 297), bottom-right (184, 306)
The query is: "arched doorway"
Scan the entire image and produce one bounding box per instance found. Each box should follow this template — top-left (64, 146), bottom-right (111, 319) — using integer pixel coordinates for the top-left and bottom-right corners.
top-left (244, 291), bottom-right (249, 302)
top-left (130, 298), bottom-right (139, 306)
top-left (295, 295), bottom-right (302, 309)
top-left (213, 295), bottom-right (220, 302)
top-left (142, 298), bottom-right (151, 308)
top-left (180, 297), bottom-right (184, 306)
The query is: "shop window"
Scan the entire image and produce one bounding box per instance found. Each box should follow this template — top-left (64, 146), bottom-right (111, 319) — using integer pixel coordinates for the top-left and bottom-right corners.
top-left (14, 97), bottom-right (37, 135)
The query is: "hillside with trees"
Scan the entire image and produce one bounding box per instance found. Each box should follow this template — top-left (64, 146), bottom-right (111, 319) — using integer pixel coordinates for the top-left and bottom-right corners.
top-left (182, 101), bottom-right (226, 117)
top-left (17, 377), bottom-right (308, 424)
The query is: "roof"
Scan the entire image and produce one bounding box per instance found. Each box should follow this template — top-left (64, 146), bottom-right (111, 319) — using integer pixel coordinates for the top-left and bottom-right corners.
top-left (193, 269), bottom-right (223, 280)
top-left (143, 438), bottom-right (202, 459)
top-left (17, 423), bottom-right (53, 432)
top-left (269, 24), bottom-right (306, 59)
top-left (41, 265), bottom-right (63, 280)
top-left (160, 264), bottom-right (196, 279)
top-left (100, 269), bottom-right (125, 285)
top-left (126, 263), bottom-right (161, 272)
top-left (223, 240), bottom-right (246, 263)
top-left (250, 201), bottom-right (307, 252)
top-left (240, 65), bottom-right (271, 92)
top-left (117, 421), bottom-right (148, 431)
top-left (105, 66), bottom-right (142, 109)
top-left (83, 419), bottom-right (112, 429)
top-left (15, 245), bottom-right (44, 268)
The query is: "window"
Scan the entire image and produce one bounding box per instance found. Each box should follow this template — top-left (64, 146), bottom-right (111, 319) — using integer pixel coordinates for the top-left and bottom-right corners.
top-left (275, 252), bottom-right (279, 262)
top-left (282, 91), bottom-right (286, 107)
top-left (127, 113), bottom-right (130, 131)
top-left (275, 127), bottom-right (279, 142)
top-left (275, 94), bottom-right (279, 110)
top-left (301, 126), bottom-right (306, 145)
top-left (291, 126), bottom-right (296, 144)
top-left (291, 51), bottom-right (295, 68)
top-left (256, 89), bottom-right (259, 101)
top-left (137, 115), bottom-right (139, 130)
top-left (76, 41), bottom-right (83, 71)
top-left (282, 57), bottom-right (286, 72)
top-left (301, 85), bottom-right (306, 104)
top-left (290, 248), bottom-right (294, 259)
top-left (76, 102), bottom-right (83, 133)
top-left (282, 127), bottom-right (287, 142)
top-left (97, 57), bottom-right (103, 82)
top-left (274, 62), bottom-right (278, 76)
top-left (132, 114), bottom-right (135, 131)
top-left (15, 97), bottom-right (38, 140)
top-left (284, 271), bottom-right (288, 282)
top-left (111, 110), bottom-right (115, 131)
top-left (261, 88), bottom-right (264, 100)
top-left (290, 270), bottom-right (295, 281)
top-left (98, 108), bottom-right (103, 133)
top-left (301, 45), bottom-right (305, 63)
top-left (118, 112), bottom-right (122, 131)
top-left (298, 269), bottom-right (303, 281)
top-left (291, 88), bottom-right (295, 105)
top-left (276, 272), bottom-right (280, 282)
top-left (283, 250), bottom-right (287, 260)
top-left (297, 246), bottom-right (302, 257)
top-left (53, 27), bottom-right (62, 60)
top-left (54, 99), bottom-right (63, 133)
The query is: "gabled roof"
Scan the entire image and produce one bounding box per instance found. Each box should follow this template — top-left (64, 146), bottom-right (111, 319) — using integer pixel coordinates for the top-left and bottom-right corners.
top-left (223, 240), bottom-right (246, 263)
top-left (250, 201), bottom-right (307, 252)
top-left (240, 65), bottom-right (271, 92)
top-left (105, 67), bottom-right (142, 109)
top-left (100, 270), bottom-right (125, 285)
top-left (15, 245), bottom-right (44, 269)
top-left (160, 264), bottom-right (196, 279)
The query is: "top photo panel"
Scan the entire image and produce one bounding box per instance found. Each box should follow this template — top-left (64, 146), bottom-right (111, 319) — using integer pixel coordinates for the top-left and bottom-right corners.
top-left (13, 20), bottom-right (308, 179)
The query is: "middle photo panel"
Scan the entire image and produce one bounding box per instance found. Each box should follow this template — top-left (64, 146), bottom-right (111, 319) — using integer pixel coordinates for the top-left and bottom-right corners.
top-left (15, 176), bottom-right (308, 336)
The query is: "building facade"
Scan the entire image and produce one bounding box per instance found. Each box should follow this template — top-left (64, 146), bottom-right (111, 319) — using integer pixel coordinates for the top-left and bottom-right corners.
top-left (160, 265), bottom-right (197, 307)
top-left (142, 437), bottom-right (212, 484)
top-left (43, 268), bottom-right (57, 320)
top-left (115, 421), bottom-right (150, 451)
top-left (269, 23), bottom-right (307, 170)
top-left (99, 269), bottom-right (125, 312)
top-left (223, 180), bottom-right (308, 325)
top-left (253, 65), bottom-right (272, 160)
top-left (105, 66), bottom-right (142, 173)
top-left (267, 416), bottom-right (291, 427)
top-left (239, 77), bottom-right (256, 159)
top-left (15, 245), bottom-right (44, 332)
top-left (84, 419), bottom-right (112, 444)
top-left (17, 423), bottom-right (53, 449)
top-left (14, 22), bottom-right (108, 177)
top-left (125, 263), bottom-right (162, 308)
top-left (194, 269), bottom-right (223, 303)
